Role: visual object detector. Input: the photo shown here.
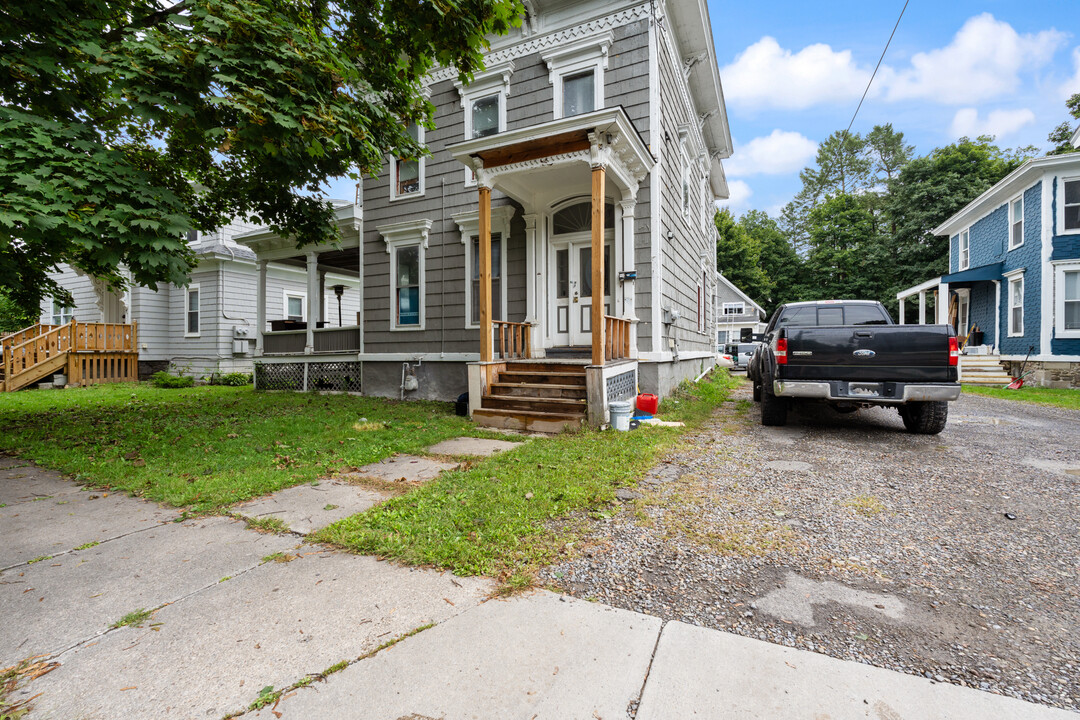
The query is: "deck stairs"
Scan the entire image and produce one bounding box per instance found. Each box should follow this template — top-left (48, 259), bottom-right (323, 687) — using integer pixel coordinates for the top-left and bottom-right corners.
top-left (959, 354), bottom-right (1014, 386)
top-left (1, 321), bottom-right (140, 392)
top-left (0, 324), bottom-right (67, 393)
top-left (472, 361), bottom-right (588, 433)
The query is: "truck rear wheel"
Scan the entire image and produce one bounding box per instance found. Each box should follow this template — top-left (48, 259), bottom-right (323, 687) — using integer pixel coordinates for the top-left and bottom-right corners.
top-left (760, 383), bottom-right (787, 426)
top-left (899, 401), bottom-right (948, 435)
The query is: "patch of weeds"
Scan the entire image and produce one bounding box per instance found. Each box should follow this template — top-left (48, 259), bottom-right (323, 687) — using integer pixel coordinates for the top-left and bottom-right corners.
top-left (248, 685), bottom-right (280, 711)
top-left (321, 659), bottom-right (349, 677)
top-left (219, 576), bottom-right (231, 583)
top-left (339, 474), bottom-right (414, 496)
top-left (734, 399), bottom-right (753, 416)
top-left (261, 551), bottom-right (299, 564)
top-left (842, 495), bottom-right (886, 517)
top-left (73, 541), bottom-right (99, 551)
top-left (676, 519), bottom-right (802, 557)
top-left (26, 555), bottom-right (50, 565)
top-left (111, 608), bottom-right (152, 629)
top-left (323, 503), bottom-right (339, 511)
top-left (358, 623), bottom-right (434, 661)
top-left (241, 515), bottom-right (288, 534)
top-left (494, 573), bottom-right (534, 597)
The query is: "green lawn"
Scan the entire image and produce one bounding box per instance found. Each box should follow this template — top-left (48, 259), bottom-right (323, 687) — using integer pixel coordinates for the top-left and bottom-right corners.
top-left (962, 384), bottom-right (1080, 410)
top-left (0, 384), bottom-right (492, 513)
top-left (315, 371), bottom-right (739, 582)
top-left (0, 372), bottom-right (739, 583)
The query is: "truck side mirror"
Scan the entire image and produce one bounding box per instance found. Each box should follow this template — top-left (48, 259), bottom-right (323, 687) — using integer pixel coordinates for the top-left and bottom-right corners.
top-left (740, 328), bottom-right (753, 342)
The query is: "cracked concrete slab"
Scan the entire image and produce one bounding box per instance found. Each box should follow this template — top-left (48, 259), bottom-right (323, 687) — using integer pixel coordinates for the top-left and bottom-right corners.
top-left (0, 465), bottom-right (85, 507)
top-left (232, 480), bottom-right (389, 534)
top-left (350, 455), bottom-right (458, 484)
top-left (254, 591), bottom-right (661, 720)
top-left (0, 516), bottom-right (297, 668)
top-left (19, 552), bottom-right (492, 720)
top-left (425, 437), bottom-right (522, 457)
top-left (635, 621), bottom-right (1074, 719)
top-left (0, 492), bottom-right (179, 569)
top-left (753, 572), bottom-right (906, 628)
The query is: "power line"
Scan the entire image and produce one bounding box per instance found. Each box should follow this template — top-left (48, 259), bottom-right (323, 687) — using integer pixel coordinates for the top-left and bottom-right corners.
top-left (845, 0), bottom-right (909, 137)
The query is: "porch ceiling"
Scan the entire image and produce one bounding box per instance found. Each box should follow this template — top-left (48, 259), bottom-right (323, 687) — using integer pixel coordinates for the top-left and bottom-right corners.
top-left (233, 204), bottom-right (362, 260)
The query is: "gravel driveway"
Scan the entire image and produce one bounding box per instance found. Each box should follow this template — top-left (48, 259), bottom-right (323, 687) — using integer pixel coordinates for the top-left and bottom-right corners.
top-left (541, 385), bottom-right (1080, 713)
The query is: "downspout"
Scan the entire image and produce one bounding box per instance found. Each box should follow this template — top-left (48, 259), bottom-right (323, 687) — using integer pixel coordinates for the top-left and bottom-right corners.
top-left (440, 177), bottom-right (447, 357)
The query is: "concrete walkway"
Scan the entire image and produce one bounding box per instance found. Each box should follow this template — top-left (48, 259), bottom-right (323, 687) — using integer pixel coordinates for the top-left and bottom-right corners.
top-left (1, 458), bottom-right (1072, 720)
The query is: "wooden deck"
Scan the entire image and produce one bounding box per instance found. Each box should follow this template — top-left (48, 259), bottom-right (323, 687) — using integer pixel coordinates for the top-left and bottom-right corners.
top-left (1, 321), bottom-right (139, 392)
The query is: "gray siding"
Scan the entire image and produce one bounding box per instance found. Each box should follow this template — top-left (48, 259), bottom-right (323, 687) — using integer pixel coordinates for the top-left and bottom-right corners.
top-left (40, 267), bottom-right (102, 324)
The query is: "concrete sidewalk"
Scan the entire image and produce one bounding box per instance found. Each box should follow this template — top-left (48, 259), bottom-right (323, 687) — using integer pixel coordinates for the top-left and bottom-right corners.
top-left (2, 460), bottom-right (1073, 720)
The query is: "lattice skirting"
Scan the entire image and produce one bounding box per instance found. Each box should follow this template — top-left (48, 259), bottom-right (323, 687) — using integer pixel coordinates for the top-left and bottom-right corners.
top-left (254, 361), bottom-right (362, 393)
top-left (606, 369), bottom-right (637, 403)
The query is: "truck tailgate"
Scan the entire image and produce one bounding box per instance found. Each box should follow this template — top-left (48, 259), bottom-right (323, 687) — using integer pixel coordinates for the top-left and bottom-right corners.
top-left (780, 325), bottom-right (957, 383)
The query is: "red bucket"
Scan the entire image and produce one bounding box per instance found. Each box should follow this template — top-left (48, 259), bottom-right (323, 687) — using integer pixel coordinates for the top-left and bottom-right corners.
top-left (636, 393), bottom-right (658, 415)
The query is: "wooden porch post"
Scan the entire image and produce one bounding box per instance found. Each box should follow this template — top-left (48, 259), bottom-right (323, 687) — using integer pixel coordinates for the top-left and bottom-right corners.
top-left (591, 165), bottom-right (606, 366)
top-left (479, 185), bottom-right (493, 363)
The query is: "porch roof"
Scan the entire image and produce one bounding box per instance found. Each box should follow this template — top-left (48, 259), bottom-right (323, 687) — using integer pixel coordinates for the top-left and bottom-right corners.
top-left (942, 262), bottom-right (1003, 284)
top-left (447, 107), bottom-right (655, 204)
top-left (233, 204), bottom-right (363, 261)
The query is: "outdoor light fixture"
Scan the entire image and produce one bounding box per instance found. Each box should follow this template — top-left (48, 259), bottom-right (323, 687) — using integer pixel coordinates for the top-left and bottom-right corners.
top-left (332, 284), bottom-right (346, 326)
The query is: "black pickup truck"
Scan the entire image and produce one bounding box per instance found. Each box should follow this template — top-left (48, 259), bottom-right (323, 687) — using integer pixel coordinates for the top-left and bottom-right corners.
top-left (746, 300), bottom-right (961, 434)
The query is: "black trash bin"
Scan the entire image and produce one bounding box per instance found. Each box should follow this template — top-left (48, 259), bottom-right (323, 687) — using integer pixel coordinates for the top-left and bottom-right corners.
top-left (970, 330), bottom-right (984, 346)
top-left (455, 392), bottom-right (469, 417)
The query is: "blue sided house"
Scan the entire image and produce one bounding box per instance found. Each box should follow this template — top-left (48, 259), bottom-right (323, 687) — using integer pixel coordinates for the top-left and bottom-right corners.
top-left (897, 153), bottom-right (1080, 387)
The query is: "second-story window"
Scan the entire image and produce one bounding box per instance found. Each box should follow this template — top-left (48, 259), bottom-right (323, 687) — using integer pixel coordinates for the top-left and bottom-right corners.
top-left (562, 70), bottom-right (595, 117)
top-left (1010, 196), bottom-right (1024, 249)
top-left (541, 33), bottom-right (612, 120)
top-left (471, 94), bottom-right (500, 138)
top-left (958, 228), bottom-right (970, 270)
top-left (1064, 179), bottom-right (1080, 232)
top-left (723, 302), bottom-right (744, 315)
top-left (391, 123), bottom-right (424, 201)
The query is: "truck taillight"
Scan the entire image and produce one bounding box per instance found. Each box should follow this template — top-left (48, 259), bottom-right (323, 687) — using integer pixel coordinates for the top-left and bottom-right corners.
top-left (776, 337), bottom-right (788, 365)
top-left (948, 336), bottom-right (959, 366)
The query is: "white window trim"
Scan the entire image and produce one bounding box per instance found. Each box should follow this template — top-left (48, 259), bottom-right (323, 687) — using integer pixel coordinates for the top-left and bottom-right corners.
top-left (378, 219), bottom-right (432, 331)
top-left (456, 61), bottom-right (513, 187)
top-left (1059, 175), bottom-right (1080, 235)
top-left (541, 32), bottom-right (612, 120)
top-left (283, 290), bottom-right (306, 323)
top-left (1005, 269), bottom-right (1024, 337)
top-left (723, 302), bottom-right (745, 316)
top-left (1009, 194), bottom-right (1024, 250)
top-left (1054, 260), bottom-right (1080, 339)
top-left (51, 299), bottom-right (73, 325)
top-left (452, 207), bottom-right (514, 329)
top-left (958, 228), bottom-right (971, 271)
top-left (389, 124), bottom-right (425, 202)
top-left (184, 284), bottom-right (201, 338)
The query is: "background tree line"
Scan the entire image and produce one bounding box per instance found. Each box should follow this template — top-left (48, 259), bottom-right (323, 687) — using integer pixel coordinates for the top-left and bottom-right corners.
top-left (716, 95), bottom-right (1080, 320)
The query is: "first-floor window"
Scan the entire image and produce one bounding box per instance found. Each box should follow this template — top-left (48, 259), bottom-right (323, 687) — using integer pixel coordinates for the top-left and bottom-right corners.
top-left (285, 293), bottom-right (305, 322)
top-left (1062, 268), bottom-right (1080, 333)
top-left (393, 244), bottom-right (423, 328)
top-left (1008, 275), bottom-right (1024, 337)
top-left (470, 233), bottom-right (503, 325)
top-left (51, 299), bottom-right (73, 325)
top-left (185, 285), bottom-right (200, 336)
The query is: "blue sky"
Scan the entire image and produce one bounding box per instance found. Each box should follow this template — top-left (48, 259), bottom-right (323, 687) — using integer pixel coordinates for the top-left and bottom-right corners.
top-left (710, 0), bottom-right (1080, 217)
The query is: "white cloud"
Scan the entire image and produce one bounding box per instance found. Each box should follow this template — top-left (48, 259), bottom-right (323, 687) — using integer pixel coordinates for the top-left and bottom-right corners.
top-left (885, 14), bottom-right (1065, 104)
top-left (717, 180), bottom-right (753, 213)
top-left (725, 130), bottom-right (819, 177)
top-left (1062, 47), bottom-right (1080, 98)
top-left (720, 37), bottom-right (872, 110)
top-left (949, 108), bottom-right (1036, 139)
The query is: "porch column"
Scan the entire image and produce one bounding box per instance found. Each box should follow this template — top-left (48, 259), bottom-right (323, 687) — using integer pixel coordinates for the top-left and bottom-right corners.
top-left (898, 297), bottom-right (905, 325)
top-left (318, 270), bottom-right (326, 325)
top-left (918, 291), bottom-right (926, 324)
top-left (937, 282), bottom-right (950, 325)
top-left (619, 197), bottom-right (638, 358)
top-left (305, 251), bottom-right (318, 354)
top-left (255, 260), bottom-right (267, 356)
top-left (523, 212), bottom-right (541, 356)
top-left (478, 185), bottom-right (493, 363)
top-left (591, 164), bottom-right (606, 366)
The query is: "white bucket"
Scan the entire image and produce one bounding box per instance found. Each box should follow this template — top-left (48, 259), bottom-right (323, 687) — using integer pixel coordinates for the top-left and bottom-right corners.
top-left (609, 400), bottom-right (633, 431)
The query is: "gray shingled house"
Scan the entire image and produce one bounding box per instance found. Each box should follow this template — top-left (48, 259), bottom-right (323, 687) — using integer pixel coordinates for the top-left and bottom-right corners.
top-left (237, 0), bottom-right (732, 430)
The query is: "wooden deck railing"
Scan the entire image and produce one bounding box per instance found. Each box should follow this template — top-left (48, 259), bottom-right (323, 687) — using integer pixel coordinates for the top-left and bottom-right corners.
top-left (604, 316), bottom-right (632, 361)
top-left (1, 321), bottom-right (138, 391)
top-left (494, 321), bottom-right (531, 360)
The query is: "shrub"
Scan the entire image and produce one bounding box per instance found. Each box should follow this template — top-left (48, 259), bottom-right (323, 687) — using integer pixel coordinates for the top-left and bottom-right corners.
top-left (215, 372), bottom-right (253, 387)
top-left (150, 371), bottom-right (194, 389)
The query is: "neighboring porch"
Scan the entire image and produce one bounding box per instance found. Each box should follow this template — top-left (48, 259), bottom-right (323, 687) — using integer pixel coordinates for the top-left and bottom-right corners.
top-left (235, 205), bottom-right (365, 392)
top-left (1, 321), bottom-right (139, 392)
top-left (449, 107), bottom-right (653, 430)
top-left (897, 265), bottom-right (1012, 386)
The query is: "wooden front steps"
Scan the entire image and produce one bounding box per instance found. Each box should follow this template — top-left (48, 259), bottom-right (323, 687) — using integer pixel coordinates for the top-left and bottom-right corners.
top-left (473, 361), bottom-right (588, 433)
top-left (1, 321), bottom-right (139, 392)
top-left (960, 355), bottom-right (1013, 386)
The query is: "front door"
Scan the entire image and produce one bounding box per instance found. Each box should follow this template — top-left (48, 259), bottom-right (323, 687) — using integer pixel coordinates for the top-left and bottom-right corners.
top-left (550, 234), bottom-right (612, 346)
